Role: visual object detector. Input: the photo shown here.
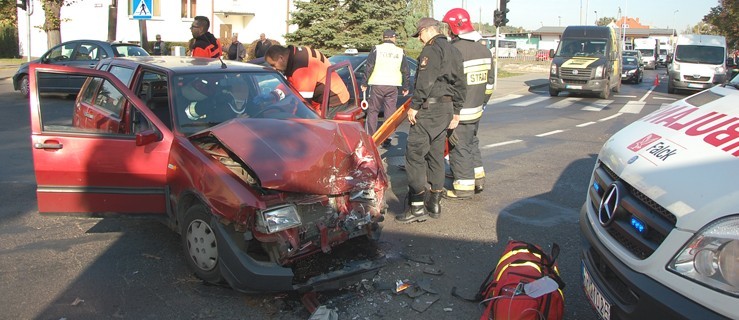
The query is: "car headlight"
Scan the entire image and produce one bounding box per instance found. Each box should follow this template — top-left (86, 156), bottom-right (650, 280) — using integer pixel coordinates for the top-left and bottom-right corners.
top-left (257, 205), bottom-right (301, 233)
top-left (595, 65), bottom-right (604, 78)
top-left (550, 63), bottom-right (557, 75)
top-left (667, 215), bottom-right (739, 296)
top-left (627, 69), bottom-right (636, 75)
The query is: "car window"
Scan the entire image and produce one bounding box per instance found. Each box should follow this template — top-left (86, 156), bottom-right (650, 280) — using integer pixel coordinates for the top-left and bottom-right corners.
top-left (45, 43), bottom-right (76, 62)
top-left (109, 66), bottom-right (135, 86)
top-left (136, 71), bottom-right (172, 130)
top-left (80, 77), bottom-right (103, 104)
top-left (77, 43), bottom-right (104, 61)
top-left (113, 45), bottom-right (149, 57)
top-left (94, 80), bottom-right (126, 116)
top-left (174, 71), bottom-right (319, 135)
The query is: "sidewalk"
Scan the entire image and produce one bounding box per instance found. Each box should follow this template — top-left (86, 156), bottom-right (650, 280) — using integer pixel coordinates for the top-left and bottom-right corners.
top-left (0, 63), bottom-right (19, 81)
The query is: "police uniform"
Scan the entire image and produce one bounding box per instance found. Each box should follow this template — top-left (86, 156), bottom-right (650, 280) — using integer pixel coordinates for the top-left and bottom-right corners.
top-left (404, 33), bottom-right (466, 217)
top-left (446, 36), bottom-right (494, 198)
top-left (364, 37), bottom-right (410, 137)
top-left (283, 46), bottom-right (350, 112)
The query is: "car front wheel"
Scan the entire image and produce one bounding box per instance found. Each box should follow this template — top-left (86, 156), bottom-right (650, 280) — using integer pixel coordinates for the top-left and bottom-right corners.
top-left (20, 75), bottom-right (29, 97)
top-left (181, 204), bottom-right (224, 283)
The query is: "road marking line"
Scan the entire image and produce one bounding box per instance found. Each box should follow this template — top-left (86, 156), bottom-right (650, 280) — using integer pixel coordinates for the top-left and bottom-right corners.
top-left (598, 113), bottom-right (622, 122)
top-left (489, 94), bottom-right (523, 104)
top-left (639, 85), bottom-right (656, 102)
top-left (619, 101), bottom-right (646, 114)
top-left (660, 103), bottom-right (671, 109)
top-left (577, 121), bottom-right (597, 127)
top-left (511, 96), bottom-right (549, 107)
top-left (546, 97), bottom-right (582, 109)
top-left (482, 139), bottom-right (523, 149)
top-left (653, 96), bottom-right (677, 100)
top-left (581, 99), bottom-right (613, 111)
top-left (535, 130), bottom-right (565, 137)
top-left (614, 95), bottom-right (637, 98)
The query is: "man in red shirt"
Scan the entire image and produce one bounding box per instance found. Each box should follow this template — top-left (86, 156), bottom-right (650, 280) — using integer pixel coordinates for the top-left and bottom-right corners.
top-left (189, 16), bottom-right (222, 58)
top-left (264, 45), bottom-right (349, 114)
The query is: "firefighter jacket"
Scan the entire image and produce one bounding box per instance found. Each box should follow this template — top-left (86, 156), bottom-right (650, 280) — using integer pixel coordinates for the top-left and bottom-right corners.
top-left (451, 37), bottom-right (494, 123)
top-left (284, 46), bottom-right (350, 110)
top-left (365, 41), bottom-right (410, 90)
top-left (411, 34), bottom-right (466, 114)
top-left (191, 32), bottom-right (222, 58)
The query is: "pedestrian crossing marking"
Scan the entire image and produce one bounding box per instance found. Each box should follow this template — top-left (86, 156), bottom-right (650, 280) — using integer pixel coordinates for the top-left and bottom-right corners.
top-left (489, 94), bottom-right (522, 104)
top-left (511, 96), bottom-right (549, 107)
top-left (581, 99), bottom-right (613, 111)
top-left (614, 95), bottom-right (637, 98)
top-left (619, 101), bottom-right (645, 114)
top-left (546, 97), bottom-right (583, 109)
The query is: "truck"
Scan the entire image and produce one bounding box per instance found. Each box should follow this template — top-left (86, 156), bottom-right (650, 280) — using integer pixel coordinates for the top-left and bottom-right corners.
top-left (581, 76), bottom-right (739, 319)
top-left (634, 38), bottom-right (659, 69)
top-left (548, 26), bottom-right (621, 99)
top-left (667, 34), bottom-right (727, 94)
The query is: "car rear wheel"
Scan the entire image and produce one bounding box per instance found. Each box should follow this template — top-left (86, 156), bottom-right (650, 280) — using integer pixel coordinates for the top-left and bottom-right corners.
top-left (20, 75), bottom-right (29, 97)
top-left (181, 204), bottom-right (224, 283)
top-left (548, 86), bottom-right (559, 97)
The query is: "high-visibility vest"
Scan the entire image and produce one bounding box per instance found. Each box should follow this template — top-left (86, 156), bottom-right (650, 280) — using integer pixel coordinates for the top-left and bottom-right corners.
top-left (367, 43), bottom-right (404, 87)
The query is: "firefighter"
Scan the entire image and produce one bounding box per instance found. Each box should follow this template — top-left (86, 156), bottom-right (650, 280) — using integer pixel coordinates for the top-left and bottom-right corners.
top-left (442, 8), bottom-right (494, 200)
top-left (397, 17), bottom-right (466, 223)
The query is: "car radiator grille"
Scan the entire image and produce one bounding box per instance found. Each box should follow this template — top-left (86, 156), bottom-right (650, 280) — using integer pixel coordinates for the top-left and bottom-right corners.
top-left (682, 75), bottom-right (711, 82)
top-left (588, 161), bottom-right (677, 259)
top-left (561, 68), bottom-right (592, 80)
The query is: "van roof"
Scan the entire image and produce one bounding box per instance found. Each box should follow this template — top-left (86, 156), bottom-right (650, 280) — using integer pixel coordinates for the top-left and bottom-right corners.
top-left (562, 26), bottom-right (612, 39)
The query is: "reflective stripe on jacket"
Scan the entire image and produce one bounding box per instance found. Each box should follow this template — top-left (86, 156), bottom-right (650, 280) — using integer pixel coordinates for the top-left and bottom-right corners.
top-left (452, 38), bottom-right (495, 122)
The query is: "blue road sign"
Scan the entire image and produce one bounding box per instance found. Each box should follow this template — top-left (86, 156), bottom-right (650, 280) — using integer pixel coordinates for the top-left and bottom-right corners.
top-left (133, 0), bottom-right (153, 20)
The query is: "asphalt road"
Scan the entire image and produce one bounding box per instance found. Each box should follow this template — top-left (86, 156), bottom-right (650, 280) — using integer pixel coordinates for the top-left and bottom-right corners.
top-left (0, 67), bottom-right (685, 319)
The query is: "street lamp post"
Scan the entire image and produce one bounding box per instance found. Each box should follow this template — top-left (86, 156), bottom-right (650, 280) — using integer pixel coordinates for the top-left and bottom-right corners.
top-left (672, 10), bottom-right (679, 33)
top-left (594, 10), bottom-right (598, 25)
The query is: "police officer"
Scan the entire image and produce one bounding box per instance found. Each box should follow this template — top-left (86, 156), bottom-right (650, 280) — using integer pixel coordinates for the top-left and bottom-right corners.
top-left (442, 8), bottom-right (494, 200)
top-left (362, 29), bottom-right (411, 145)
top-left (397, 17), bottom-right (465, 223)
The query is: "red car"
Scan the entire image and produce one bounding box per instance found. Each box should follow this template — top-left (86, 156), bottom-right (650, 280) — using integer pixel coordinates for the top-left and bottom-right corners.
top-left (535, 50), bottom-right (550, 61)
top-left (28, 57), bottom-right (387, 292)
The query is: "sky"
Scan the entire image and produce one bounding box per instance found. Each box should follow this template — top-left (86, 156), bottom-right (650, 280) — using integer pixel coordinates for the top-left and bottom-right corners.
top-left (432, 0), bottom-right (719, 31)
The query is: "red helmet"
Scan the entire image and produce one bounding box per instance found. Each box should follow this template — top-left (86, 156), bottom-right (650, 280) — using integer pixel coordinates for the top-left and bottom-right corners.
top-left (443, 8), bottom-right (475, 35)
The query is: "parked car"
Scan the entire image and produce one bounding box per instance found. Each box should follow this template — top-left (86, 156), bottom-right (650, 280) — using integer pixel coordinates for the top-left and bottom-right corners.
top-left (27, 56), bottom-right (387, 292)
top-left (328, 49), bottom-right (418, 109)
top-left (13, 39), bottom-right (148, 96)
top-left (535, 49), bottom-right (550, 61)
top-left (621, 56), bottom-right (643, 84)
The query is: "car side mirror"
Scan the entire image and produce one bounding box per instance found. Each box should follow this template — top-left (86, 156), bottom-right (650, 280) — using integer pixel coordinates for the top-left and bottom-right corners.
top-left (135, 129), bottom-right (161, 146)
top-left (549, 49), bottom-right (555, 58)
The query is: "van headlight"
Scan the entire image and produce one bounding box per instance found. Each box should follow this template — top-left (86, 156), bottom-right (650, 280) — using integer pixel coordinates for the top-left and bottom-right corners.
top-left (257, 205), bottom-right (301, 233)
top-left (667, 215), bottom-right (739, 295)
top-left (595, 65), bottom-right (604, 78)
top-left (550, 63), bottom-right (558, 75)
top-left (715, 66), bottom-right (726, 75)
top-left (672, 62), bottom-right (681, 72)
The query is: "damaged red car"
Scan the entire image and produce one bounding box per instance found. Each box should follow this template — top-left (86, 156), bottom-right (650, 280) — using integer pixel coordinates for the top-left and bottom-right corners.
top-left (27, 56), bottom-right (387, 292)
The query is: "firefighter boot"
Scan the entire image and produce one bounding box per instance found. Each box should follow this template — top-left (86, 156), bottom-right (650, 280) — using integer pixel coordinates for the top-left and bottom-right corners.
top-left (396, 191), bottom-right (428, 223)
top-left (475, 178), bottom-right (485, 194)
top-left (426, 189), bottom-right (443, 218)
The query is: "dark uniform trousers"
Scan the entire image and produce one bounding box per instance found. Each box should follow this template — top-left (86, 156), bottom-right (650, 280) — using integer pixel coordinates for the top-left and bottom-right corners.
top-left (366, 85), bottom-right (398, 135)
top-left (449, 120), bottom-right (481, 187)
top-left (406, 101), bottom-right (453, 195)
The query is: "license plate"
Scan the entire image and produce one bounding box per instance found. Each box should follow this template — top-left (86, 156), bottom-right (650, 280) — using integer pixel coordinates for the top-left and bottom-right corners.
top-left (582, 262), bottom-right (612, 320)
top-left (566, 85), bottom-right (583, 90)
top-left (688, 83), bottom-right (703, 88)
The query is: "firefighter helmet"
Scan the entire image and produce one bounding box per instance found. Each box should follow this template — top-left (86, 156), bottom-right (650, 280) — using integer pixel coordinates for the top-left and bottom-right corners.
top-left (443, 8), bottom-right (475, 35)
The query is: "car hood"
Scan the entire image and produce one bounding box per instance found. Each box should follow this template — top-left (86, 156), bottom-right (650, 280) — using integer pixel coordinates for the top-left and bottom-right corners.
top-left (552, 56), bottom-right (607, 69)
top-left (201, 118), bottom-right (385, 195)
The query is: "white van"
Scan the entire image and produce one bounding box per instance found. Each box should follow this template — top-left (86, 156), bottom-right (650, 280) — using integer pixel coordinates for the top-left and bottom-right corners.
top-left (580, 76), bottom-right (739, 319)
top-left (668, 34), bottom-right (727, 94)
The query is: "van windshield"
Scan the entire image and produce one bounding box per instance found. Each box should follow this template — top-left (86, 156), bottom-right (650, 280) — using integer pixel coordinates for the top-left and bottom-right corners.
top-left (675, 45), bottom-right (725, 64)
top-left (556, 39), bottom-right (607, 57)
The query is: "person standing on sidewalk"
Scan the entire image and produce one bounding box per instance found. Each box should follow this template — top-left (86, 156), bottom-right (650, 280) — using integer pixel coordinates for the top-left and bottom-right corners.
top-left (254, 33), bottom-right (272, 59)
top-left (397, 17), bottom-right (465, 223)
top-left (152, 34), bottom-right (168, 56)
top-left (227, 34), bottom-right (246, 61)
top-left (441, 8), bottom-right (494, 200)
top-left (362, 29), bottom-right (410, 146)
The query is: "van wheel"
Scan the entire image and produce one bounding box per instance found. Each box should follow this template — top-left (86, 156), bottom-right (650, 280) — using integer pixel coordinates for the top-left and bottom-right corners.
top-left (667, 79), bottom-right (675, 94)
top-left (599, 81), bottom-right (610, 99)
top-left (548, 87), bottom-right (559, 97)
top-left (613, 80), bottom-right (621, 93)
top-left (181, 204), bottom-right (224, 284)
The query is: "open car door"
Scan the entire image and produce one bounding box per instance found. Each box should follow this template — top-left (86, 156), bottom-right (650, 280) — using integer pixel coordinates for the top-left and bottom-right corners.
top-left (28, 64), bottom-right (173, 215)
top-left (321, 61), bottom-right (363, 122)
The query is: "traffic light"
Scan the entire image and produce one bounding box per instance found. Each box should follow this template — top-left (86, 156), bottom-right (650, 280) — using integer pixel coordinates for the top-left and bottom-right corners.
top-left (499, 0), bottom-right (510, 27)
top-left (16, 0), bottom-right (27, 10)
top-left (493, 9), bottom-right (503, 27)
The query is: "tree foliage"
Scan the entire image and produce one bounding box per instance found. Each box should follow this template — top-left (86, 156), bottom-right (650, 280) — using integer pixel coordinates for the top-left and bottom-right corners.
top-left (596, 17), bottom-right (616, 27)
top-left (703, 0), bottom-right (738, 49)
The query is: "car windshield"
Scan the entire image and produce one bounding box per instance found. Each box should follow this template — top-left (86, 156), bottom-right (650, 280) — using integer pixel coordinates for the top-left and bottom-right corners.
top-left (637, 49), bottom-right (654, 56)
top-left (113, 45), bottom-right (149, 57)
top-left (674, 45), bottom-right (725, 64)
top-left (328, 55), bottom-right (367, 69)
top-left (623, 57), bottom-right (639, 66)
top-left (623, 51), bottom-right (638, 57)
top-left (556, 39), bottom-right (607, 57)
top-left (174, 71), bottom-right (319, 135)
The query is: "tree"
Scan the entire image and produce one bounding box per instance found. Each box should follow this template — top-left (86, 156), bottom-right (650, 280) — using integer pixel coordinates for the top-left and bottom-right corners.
top-left (703, 0), bottom-right (739, 49)
top-left (596, 17), bottom-right (615, 26)
top-left (285, 0), bottom-right (344, 50)
top-left (333, 0), bottom-right (408, 51)
top-left (0, 0), bottom-right (20, 57)
top-left (690, 21), bottom-right (719, 35)
top-left (41, 0), bottom-right (65, 48)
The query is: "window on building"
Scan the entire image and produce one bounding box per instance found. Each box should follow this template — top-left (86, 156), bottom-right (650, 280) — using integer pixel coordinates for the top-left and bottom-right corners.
top-left (181, 0), bottom-right (197, 19)
top-left (128, 0), bottom-right (161, 17)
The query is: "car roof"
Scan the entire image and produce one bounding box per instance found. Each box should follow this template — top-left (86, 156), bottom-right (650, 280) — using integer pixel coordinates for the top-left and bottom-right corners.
top-left (104, 56), bottom-right (270, 73)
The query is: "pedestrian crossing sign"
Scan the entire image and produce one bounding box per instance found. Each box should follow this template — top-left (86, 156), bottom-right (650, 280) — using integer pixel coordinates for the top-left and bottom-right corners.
top-left (133, 0), bottom-right (153, 20)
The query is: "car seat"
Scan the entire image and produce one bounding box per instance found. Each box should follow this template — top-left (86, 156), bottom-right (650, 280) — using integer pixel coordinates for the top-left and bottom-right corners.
top-left (76, 47), bottom-right (91, 60)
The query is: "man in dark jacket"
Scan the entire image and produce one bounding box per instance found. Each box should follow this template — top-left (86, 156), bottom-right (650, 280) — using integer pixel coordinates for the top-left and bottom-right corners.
top-left (442, 8), bottom-right (494, 200)
top-left (227, 33), bottom-right (246, 61)
top-left (397, 17), bottom-right (466, 223)
top-left (152, 34), bottom-right (168, 55)
top-left (189, 16), bottom-right (222, 58)
top-left (254, 33), bottom-right (272, 59)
